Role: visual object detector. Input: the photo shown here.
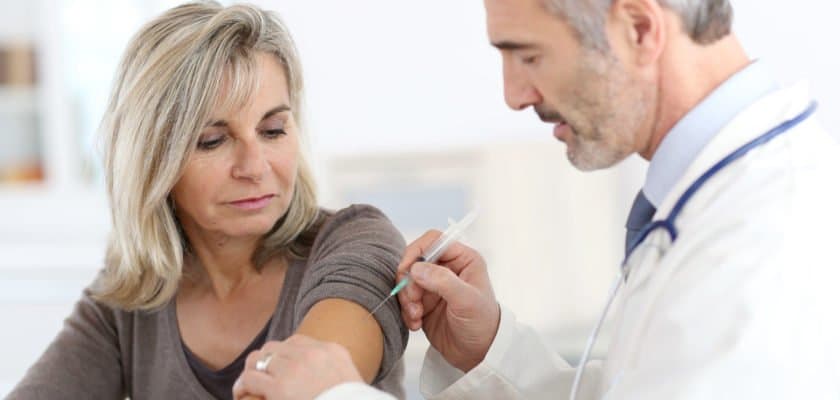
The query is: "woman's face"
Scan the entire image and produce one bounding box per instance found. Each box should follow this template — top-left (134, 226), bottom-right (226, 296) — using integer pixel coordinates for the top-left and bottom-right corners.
top-left (171, 53), bottom-right (299, 242)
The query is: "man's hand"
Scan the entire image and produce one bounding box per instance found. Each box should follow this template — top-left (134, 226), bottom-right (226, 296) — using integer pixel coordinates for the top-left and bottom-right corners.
top-left (397, 230), bottom-right (501, 372)
top-left (233, 335), bottom-right (363, 400)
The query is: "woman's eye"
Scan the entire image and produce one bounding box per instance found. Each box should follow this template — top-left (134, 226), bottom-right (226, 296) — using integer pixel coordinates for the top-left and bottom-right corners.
top-left (263, 128), bottom-right (286, 138)
top-left (197, 135), bottom-right (225, 150)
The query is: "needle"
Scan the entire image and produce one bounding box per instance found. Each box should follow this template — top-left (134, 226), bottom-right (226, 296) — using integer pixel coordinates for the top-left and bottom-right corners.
top-left (367, 210), bottom-right (478, 318)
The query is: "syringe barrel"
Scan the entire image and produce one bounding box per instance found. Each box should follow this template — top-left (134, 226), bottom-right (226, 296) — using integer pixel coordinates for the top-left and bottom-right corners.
top-left (421, 210), bottom-right (478, 264)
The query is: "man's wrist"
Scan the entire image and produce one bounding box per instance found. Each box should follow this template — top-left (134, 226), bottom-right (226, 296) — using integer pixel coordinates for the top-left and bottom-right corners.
top-left (455, 302), bottom-right (503, 372)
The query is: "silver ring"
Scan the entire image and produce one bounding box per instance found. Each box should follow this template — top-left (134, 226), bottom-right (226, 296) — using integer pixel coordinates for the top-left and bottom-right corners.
top-left (255, 352), bottom-right (274, 373)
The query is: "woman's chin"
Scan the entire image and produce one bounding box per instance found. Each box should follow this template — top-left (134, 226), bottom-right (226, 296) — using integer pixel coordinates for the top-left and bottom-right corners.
top-left (219, 218), bottom-right (280, 239)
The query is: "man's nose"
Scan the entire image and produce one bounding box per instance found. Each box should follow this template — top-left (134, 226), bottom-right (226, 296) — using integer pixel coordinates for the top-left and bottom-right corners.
top-left (503, 63), bottom-right (542, 110)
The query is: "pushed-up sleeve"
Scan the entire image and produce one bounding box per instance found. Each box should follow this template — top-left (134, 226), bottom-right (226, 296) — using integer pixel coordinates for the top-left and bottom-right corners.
top-left (295, 204), bottom-right (408, 383)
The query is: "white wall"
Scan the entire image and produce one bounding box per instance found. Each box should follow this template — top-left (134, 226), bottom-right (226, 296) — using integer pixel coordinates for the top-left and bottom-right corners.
top-left (247, 0), bottom-right (547, 159)
top-left (733, 0), bottom-right (840, 138)
top-left (248, 0), bottom-right (840, 160)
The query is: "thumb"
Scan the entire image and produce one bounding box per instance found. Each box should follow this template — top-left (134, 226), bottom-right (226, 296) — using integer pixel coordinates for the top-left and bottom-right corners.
top-left (410, 262), bottom-right (474, 307)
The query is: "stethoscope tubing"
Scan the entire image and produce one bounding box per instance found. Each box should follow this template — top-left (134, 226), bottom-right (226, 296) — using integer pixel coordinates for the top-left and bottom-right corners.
top-left (570, 101), bottom-right (817, 400)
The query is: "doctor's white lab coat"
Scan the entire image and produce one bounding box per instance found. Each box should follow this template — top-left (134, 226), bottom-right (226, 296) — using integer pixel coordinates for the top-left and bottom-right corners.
top-left (317, 84), bottom-right (840, 399)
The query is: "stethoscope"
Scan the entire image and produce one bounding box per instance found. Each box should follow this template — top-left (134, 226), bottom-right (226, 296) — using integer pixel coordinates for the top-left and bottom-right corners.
top-left (569, 101), bottom-right (818, 400)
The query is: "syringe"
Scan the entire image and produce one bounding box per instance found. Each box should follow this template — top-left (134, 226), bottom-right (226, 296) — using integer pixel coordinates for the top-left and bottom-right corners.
top-left (368, 209), bottom-right (479, 317)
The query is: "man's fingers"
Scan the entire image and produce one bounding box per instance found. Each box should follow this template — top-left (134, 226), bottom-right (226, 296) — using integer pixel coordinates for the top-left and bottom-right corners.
top-left (397, 229), bottom-right (485, 330)
top-left (258, 335), bottom-right (320, 364)
top-left (430, 240), bottom-right (483, 276)
top-left (397, 230), bottom-right (442, 277)
top-left (401, 276), bottom-right (425, 303)
top-left (400, 230), bottom-right (482, 277)
top-left (400, 297), bottom-right (422, 319)
top-left (233, 370), bottom-right (275, 399)
top-left (398, 286), bottom-right (423, 330)
top-left (398, 278), bottom-right (445, 328)
top-left (420, 291), bottom-right (441, 317)
top-left (409, 262), bottom-right (474, 307)
top-left (244, 349), bottom-right (265, 371)
top-left (245, 341), bottom-right (289, 371)
top-left (397, 277), bottom-right (425, 311)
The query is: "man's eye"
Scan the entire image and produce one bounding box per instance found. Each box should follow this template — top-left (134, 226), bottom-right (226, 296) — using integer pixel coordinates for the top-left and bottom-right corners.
top-left (522, 55), bottom-right (539, 65)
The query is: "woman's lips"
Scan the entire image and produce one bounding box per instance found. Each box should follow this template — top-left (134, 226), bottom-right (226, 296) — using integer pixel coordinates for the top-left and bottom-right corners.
top-left (228, 194), bottom-right (274, 210)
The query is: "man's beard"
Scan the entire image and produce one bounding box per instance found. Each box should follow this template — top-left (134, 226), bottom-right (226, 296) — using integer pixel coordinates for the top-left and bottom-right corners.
top-left (539, 52), bottom-right (652, 171)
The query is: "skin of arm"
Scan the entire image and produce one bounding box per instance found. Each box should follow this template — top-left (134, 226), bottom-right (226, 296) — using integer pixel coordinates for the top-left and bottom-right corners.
top-left (295, 298), bottom-right (384, 382)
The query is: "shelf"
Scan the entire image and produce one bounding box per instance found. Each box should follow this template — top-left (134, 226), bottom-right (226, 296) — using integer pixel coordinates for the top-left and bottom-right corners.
top-left (0, 186), bottom-right (110, 276)
top-left (0, 85), bottom-right (41, 184)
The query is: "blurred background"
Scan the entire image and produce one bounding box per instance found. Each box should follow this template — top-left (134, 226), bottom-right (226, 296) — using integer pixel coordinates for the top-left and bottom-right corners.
top-left (0, 0), bottom-right (838, 398)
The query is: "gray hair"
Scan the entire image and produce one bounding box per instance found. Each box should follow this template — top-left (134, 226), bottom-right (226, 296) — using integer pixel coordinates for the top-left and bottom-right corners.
top-left (94, 1), bottom-right (322, 310)
top-left (543, 0), bottom-right (733, 50)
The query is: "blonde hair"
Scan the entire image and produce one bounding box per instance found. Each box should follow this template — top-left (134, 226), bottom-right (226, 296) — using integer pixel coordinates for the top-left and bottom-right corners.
top-left (94, 1), bottom-right (322, 310)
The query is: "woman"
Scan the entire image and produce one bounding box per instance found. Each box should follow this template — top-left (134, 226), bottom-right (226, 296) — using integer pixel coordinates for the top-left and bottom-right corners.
top-left (8, 2), bottom-right (407, 399)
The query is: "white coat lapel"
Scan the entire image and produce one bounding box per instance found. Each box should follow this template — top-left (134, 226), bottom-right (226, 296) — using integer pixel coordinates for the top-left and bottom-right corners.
top-left (598, 83), bottom-right (814, 395)
top-left (657, 83), bottom-right (813, 218)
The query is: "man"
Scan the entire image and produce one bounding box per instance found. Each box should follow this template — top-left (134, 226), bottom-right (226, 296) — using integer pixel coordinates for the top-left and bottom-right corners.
top-left (234, 0), bottom-right (840, 399)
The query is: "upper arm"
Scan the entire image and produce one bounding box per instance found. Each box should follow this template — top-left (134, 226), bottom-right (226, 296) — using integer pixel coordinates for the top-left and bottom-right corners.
top-left (294, 205), bottom-right (408, 383)
top-left (296, 298), bottom-right (383, 382)
top-left (7, 290), bottom-right (124, 399)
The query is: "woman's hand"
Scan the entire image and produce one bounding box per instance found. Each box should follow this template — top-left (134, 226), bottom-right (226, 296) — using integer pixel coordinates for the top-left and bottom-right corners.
top-left (233, 335), bottom-right (364, 400)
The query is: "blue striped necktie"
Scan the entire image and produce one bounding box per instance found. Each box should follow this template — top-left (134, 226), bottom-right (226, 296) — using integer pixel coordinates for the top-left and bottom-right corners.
top-left (625, 190), bottom-right (657, 257)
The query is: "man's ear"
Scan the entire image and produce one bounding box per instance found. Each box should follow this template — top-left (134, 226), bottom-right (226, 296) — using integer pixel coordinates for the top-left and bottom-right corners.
top-left (606, 0), bottom-right (666, 66)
